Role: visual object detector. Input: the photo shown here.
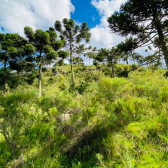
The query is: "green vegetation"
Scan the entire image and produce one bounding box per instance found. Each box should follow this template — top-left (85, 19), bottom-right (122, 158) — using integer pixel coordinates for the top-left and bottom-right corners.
top-left (1, 0), bottom-right (168, 167)
top-left (0, 65), bottom-right (168, 167)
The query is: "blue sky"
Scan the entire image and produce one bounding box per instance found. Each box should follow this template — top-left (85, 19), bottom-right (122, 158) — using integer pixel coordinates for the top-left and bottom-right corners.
top-left (71, 0), bottom-right (101, 28)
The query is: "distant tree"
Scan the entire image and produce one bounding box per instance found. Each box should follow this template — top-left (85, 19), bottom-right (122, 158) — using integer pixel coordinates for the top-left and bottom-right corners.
top-left (53, 50), bottom-right (69, 72)
top-left (117, 37), bottom-right (136, 65)
top-left (93, 59), bottom-right (100, 66)
top-left (84, 46), bottom-right (97, 66)
top-left (131, 52), bottom-right (144, 65)
top-left (144, 43), bottom-right (163, 68)
top-left (73, 56), bottom-right (83, 65)
top-left (58, 50), bottom-right (69, 62)
top-left (24, 27), bottom-right (63, 97)
top-left (54, 18), bottom-right (91, 86)
top-left (107, 0), bottom-right (168, 68)
top-left (96, 47), bottom-right (119, 77)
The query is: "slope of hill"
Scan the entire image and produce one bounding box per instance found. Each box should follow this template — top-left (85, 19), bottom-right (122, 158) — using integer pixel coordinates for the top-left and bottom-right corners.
top-left (0, 66), bottom-right (168, 168)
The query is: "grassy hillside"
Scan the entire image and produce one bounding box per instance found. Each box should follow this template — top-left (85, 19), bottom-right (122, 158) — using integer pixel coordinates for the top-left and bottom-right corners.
top-left (0, 65), bottom-right (168, 168)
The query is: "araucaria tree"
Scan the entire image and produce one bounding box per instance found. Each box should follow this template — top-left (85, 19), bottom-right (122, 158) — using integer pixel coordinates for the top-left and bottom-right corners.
top-left (96, 47), bottom-right (119, 78)
top-left (107, 0), bottom-right (168, 68)
top-left (24, 27), bottom-right (63, 97)
top-left (0, 33), bottom-right (32, 89)
top-left (0, 33), bottom-right (27, 68)
top-left (54, 18), bottom-right (91, 86)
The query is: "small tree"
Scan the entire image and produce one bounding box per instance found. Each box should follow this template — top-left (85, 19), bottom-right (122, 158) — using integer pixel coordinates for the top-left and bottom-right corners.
top-left (54, 18), bottom-right (91, 86)
top-left (96, 47), bottom-right (119, 78)
top-left (0, 90), bottom-right (35, 156)
top-left (117, 37), bottom-right (136, 65)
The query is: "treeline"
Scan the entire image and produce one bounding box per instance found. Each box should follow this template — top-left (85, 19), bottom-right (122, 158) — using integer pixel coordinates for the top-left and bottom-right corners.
top-left (1, 0), bottom-right (168, 97)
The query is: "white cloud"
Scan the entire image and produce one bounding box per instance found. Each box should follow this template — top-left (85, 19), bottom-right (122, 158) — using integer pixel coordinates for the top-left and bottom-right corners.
top-left (0, 0), bottom-right (75, 36)
top-left (135, 48), bottom-right (153, 57)
top-left (92, 0), bottom-right (126, 16)
top-left (90, 26), bottom-right (125, 49)
top-left (89, 0), bottom-right (127, 49)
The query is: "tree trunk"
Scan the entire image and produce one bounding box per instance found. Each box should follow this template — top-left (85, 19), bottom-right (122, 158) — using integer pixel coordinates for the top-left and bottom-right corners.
top-left (4, 50), bottom-right (8, 68)
top-left (99, 69), bottom-right (101, 78)
top-left (70, 42), bottom-right (75, 87)
top-left (4, 60), bottom-right (6, 68)
top-left (39, 53), bottom-right (42, 97)
top-left (153, 14), bottom-right (168, 69)
top-left (3, 50), bottom-right (8, 91)
top-left (110, 56), bottom-right (115, 78)
top-left (126, 59), bottom-right (128, 65)
top-left (111, 63), bottom-right (115, 78)
top-left (157, 30), bottom-right (168, 69)
top-left (55, 65), bottom-right (57, 76)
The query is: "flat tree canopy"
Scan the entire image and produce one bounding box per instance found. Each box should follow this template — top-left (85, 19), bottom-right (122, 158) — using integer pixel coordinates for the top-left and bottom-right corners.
top-left (107, 0), bottom-right (168, 68)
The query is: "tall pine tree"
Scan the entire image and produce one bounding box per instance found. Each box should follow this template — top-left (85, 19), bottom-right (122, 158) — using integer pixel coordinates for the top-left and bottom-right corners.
top-left (24, 27), bottom-right (64, 97)
top-left (54, 18), bottom-right (91, 86)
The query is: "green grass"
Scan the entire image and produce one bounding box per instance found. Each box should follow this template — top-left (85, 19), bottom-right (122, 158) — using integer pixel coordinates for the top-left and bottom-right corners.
top-left (0, 65), bottom-right (168, 167)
